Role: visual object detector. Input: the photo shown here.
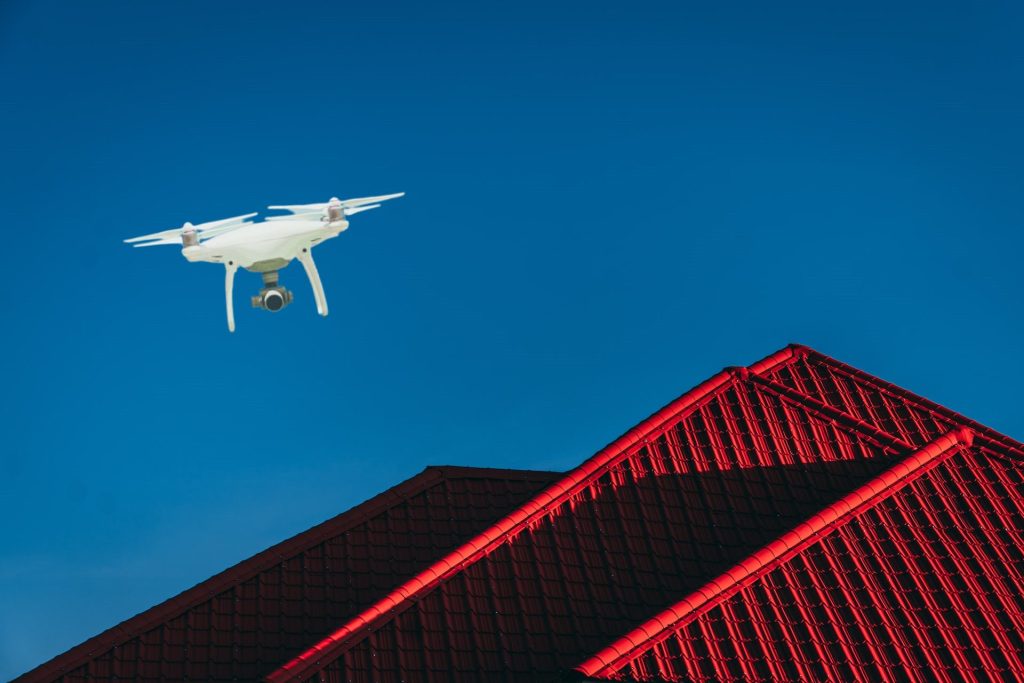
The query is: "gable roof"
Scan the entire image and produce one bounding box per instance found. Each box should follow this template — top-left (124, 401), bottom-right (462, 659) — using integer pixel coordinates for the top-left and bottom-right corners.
top-left (15, 466), bottom-right (561, 683)
top-left (264, 345), bottom-right (1024, 683)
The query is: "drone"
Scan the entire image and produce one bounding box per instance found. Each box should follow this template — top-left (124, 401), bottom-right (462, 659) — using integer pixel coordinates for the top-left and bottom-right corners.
top-left (124, 193), bottom-right (403, 331)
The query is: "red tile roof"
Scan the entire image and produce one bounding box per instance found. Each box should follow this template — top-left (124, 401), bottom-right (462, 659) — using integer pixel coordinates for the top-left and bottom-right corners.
top-left (18, 344), bottom-right (1024, 683)
top-left (15, 466), bottom-right (561, 683)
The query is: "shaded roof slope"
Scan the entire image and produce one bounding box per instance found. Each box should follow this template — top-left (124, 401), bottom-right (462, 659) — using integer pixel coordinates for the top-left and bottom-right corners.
top-left (265, 345), bottom-right (1024, 683)
top-left (15, 466), bottom-right (561, 683)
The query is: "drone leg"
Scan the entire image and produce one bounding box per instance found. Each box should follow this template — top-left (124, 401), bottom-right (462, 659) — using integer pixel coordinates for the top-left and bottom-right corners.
top-left (225, 262), bottom-right (239, 332)
top-left (297, 248), bottom-right (328, 317)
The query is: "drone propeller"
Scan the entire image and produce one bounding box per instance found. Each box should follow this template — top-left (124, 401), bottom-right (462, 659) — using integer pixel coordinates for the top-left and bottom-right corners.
top-left (263, 203), bottom-right (384, 222)
top-left (133, 238), bottom-right (181, 248)
top-left (124, 212), bottom-right (257, 247)
top-left (267, 192), bottom-right (404, 216)
top-left (263, 214), bottom-right (327, 223)
top-left (345, 203), bottom-right (381, 216)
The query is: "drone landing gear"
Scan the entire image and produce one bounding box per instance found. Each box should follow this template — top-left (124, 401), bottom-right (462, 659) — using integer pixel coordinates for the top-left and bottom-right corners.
top-left (297, 248), bottom-right (328, 317)
top-left (221, 252), bottom-right (327, 332)
top-left (225, 262), bottom-right (238, 333)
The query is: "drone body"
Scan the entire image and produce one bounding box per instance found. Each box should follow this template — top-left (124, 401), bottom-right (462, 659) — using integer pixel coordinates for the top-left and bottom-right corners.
top-left (125, 193), bottom-right (403, 331)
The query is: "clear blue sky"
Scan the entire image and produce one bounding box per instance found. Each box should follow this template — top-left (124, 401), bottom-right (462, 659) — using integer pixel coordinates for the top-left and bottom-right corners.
top-left (2, 1), bottom-right (1023, 677)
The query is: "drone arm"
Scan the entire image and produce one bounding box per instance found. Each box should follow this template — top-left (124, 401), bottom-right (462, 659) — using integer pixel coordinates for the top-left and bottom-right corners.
top-left (296, 248), bottom-right (328, 317)
top-left (225, 262), bottom-right (239, 332)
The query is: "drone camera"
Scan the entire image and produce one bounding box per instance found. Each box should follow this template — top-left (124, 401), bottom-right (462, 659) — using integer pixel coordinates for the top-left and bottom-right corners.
top-left (252, 286), bottom-right (293, 312)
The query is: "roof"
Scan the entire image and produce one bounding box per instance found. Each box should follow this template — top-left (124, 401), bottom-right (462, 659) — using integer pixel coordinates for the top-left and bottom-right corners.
top-left (265, 345), bottom-right (1024, 683)
top-left (15, 466), bottom-right (562, 683)
top-left (18, 344), bottom-right (1024, 683)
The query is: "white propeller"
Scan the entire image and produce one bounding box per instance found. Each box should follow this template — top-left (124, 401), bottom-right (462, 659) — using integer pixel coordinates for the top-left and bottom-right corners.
top-left (263, 203), bottom-right (383, 222)
top-left (267, 193), bottom-right (404, 216)
top-left (124, 212), bottom-right (257, 247)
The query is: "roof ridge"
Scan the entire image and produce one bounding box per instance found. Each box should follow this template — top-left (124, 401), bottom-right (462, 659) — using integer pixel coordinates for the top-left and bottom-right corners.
top-left (574, 427), bottom-right (975, 678)
top-left (18, 466), bottom-right (462, 682)
top-left (265, 347), bottom-right (804, 683)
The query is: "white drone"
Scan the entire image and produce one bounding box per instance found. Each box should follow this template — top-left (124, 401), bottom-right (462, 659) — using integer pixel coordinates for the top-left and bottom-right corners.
top-left (124, 193), bottom-right (403, 331)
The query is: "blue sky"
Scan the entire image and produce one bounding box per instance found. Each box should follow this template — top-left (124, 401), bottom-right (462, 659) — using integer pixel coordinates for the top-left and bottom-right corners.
top-left (2, 0), bottom-right (1024, 677)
